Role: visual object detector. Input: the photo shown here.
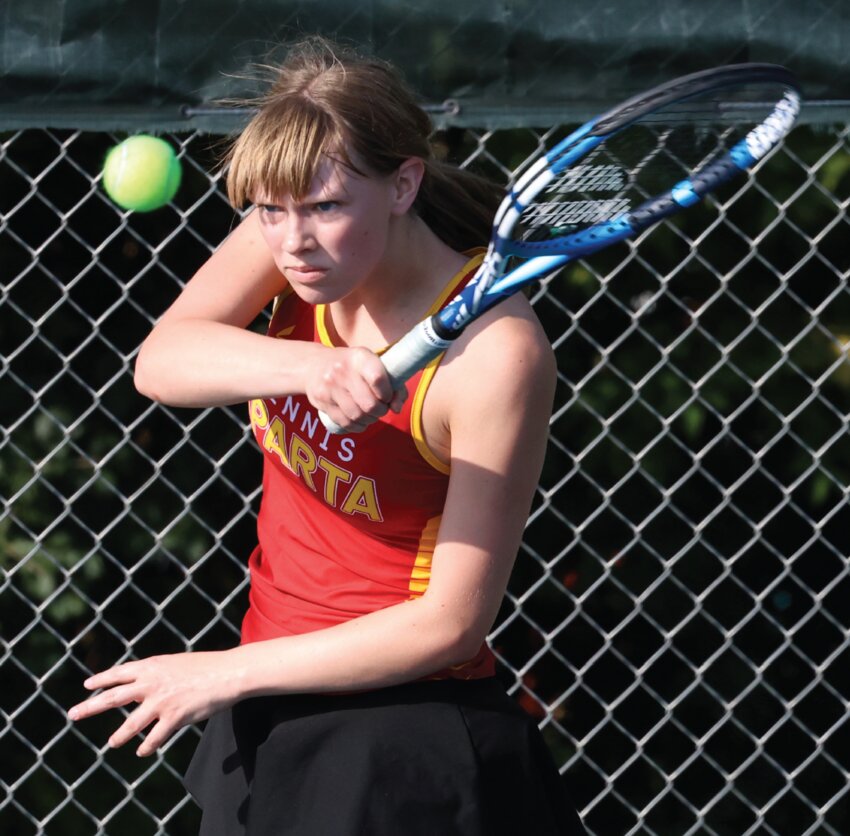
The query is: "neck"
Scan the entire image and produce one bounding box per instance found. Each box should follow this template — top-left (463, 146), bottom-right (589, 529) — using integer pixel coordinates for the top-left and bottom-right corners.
top-left (327, 214), bottom-right (469, 348)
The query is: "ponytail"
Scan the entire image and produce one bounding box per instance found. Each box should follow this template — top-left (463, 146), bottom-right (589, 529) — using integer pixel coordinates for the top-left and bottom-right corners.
top-left (415, 160), bottom-right (502, 252)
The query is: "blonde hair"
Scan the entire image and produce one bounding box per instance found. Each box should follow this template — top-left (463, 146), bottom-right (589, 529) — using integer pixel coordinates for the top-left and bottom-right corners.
top-left (224, 38), bottom-right (500, 251)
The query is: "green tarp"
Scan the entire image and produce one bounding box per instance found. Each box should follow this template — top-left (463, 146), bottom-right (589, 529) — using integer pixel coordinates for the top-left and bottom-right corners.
top-left (1, 0), bottom-right (847, 130)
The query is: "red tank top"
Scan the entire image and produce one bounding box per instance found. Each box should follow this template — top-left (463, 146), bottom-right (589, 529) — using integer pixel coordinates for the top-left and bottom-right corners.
top-left (241, 252), bottom-right (495, 680)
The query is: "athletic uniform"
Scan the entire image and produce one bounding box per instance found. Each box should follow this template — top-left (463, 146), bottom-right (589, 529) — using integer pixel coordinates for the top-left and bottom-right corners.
top-left (184, 253), bottom-right (587, 835)
top-left (240, 251), bottom-right (492, 680)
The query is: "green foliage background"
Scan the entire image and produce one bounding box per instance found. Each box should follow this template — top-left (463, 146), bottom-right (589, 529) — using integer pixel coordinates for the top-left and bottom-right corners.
top-left (2, 123), bottom-right (849, 834)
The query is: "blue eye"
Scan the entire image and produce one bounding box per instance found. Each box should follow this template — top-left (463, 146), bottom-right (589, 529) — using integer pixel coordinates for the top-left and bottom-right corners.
top-left (258, 204), bottom-right (286, 225)
top-left (315, 201), bottom-right (338, 213)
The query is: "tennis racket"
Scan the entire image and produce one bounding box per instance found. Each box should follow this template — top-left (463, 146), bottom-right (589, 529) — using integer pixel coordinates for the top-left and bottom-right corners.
top-left (319, 63), bottom-right (801, 433)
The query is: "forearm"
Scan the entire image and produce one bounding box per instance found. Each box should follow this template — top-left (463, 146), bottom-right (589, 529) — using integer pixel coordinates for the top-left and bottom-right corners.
top-left (67, 595), bottom-right (482, 756)
top-left (134, 319), bottom-right (329, 407)
top-left (225, 596), bottom-right (475, 699)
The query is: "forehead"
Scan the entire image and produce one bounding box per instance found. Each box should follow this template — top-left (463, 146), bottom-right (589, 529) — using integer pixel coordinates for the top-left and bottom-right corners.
top-left (254, 154), bottom-right (367, 204)
top-left (254, 154), bottom-right (378, 203)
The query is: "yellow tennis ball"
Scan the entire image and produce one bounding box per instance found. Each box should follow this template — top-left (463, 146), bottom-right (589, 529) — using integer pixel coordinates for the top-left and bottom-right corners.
top-left (102, 135), bottom-right (182, 212)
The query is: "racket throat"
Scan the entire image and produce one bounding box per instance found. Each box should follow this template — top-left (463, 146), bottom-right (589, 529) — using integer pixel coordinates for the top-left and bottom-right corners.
top-left (430, 314), bottom-right (462, 342)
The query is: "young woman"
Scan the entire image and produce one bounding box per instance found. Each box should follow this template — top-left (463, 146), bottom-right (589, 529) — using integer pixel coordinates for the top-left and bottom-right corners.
top-left (69, 38), bottom-right (586, 835)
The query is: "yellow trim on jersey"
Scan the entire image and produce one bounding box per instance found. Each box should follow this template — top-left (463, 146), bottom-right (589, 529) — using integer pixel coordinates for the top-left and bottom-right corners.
top-left (313, 251), bottom-right (486, 473)
top-left (408, 514), bottom-right (442, 596)
top-left (410, 250), bottom-right (485, 473)
top-left (314, 251), bottom-right (486, 352)
top-left (316, 299), bottom-right (334, 347)
top-left (270, 285), bottom-right (295, 321)
top-left (423, 251), bottom-right (486, 320)
top-left (410, 356), bottom-right (451, 475)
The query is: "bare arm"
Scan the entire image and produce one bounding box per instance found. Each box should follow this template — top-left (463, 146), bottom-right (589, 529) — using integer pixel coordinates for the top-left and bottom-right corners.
top-left (135, 210), bottom-right (329, 406)
top-left (134, 210), bottom-right (401, 425)
top-left (230, 311), bottom-right (556, 696)
top-left (69, 305), bottom-right (556, 753)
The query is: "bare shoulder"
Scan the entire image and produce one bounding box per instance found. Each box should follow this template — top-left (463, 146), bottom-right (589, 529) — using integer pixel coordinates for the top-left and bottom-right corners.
top-left (448, 293), bottom-right (556, 401)
top-left (423, 293), bottom-right (556, 460)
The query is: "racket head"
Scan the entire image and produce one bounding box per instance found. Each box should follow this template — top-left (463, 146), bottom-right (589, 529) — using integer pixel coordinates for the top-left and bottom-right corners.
top-left (322, 65), bottom-right (801, 432)
top-left (501, 63), bottom-right (800, 260)
top-left (433, 63), bottom-right (800, 339)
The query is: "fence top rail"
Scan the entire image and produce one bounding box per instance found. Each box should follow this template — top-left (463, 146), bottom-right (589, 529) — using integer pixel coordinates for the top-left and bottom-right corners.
top-left (2, 99), bottom-right (850, 134)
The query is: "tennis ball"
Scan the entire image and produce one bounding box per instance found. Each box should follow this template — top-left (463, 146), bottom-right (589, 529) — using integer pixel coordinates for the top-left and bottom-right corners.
top-left (102, 135), bottom-right (182, 212)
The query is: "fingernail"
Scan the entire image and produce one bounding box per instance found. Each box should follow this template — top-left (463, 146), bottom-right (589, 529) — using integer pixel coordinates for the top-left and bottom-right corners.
top-left (68, 708), bottom-right (78, 721)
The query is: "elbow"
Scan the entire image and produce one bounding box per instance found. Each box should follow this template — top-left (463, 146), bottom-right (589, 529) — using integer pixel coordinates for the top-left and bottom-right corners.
top-left (416, 594), bottom-right (494, 670)
top-left (133, 338), bottom-right (165, 402)
top-left (439, 620), bottom-right (490, 670)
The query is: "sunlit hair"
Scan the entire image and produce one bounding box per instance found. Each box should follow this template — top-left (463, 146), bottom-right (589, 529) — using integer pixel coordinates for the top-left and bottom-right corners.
top-left (224, 37), bottom-right (501, 251)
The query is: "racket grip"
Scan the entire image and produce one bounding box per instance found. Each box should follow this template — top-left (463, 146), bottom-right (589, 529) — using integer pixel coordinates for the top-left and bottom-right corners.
top-left (318, 318), bottom-right (454, 434)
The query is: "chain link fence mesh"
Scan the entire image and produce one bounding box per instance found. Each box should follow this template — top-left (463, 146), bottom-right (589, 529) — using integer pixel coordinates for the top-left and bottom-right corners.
top-left (2, 120), bottom-right (849, 835)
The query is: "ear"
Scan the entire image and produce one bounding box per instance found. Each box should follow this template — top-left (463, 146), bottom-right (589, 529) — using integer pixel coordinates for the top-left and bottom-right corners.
top-left (390, 157), bottom-right (425, 216)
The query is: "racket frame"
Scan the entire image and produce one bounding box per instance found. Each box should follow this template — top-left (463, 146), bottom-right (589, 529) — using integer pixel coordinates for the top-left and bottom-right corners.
top-left (320, 62), bottom-right (801, 429)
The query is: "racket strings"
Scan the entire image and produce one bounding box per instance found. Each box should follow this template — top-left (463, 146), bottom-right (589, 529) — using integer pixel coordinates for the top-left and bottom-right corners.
top-left (517, 117), bottom-right (756, 242)
top-left (622, 124), bottom-right (741, 192)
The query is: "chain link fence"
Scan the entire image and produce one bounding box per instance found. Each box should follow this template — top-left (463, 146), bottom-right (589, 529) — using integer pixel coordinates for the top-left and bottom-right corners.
top-left (2, 119), bottom-right (849, 835)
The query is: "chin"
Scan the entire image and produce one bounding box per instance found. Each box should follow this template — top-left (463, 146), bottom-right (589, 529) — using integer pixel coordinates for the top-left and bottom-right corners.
top-left (288, 280), bottom-right (346, 306)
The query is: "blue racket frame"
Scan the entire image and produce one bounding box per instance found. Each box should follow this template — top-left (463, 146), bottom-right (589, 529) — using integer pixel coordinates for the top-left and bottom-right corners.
top-left (319, 63), bottom-right (801, 432)
top-left (433, 63), bottom-right (800, 337)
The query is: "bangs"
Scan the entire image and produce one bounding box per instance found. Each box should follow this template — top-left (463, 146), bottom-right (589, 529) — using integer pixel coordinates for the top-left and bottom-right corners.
top-left (225, 97), bottom-right (355, 207)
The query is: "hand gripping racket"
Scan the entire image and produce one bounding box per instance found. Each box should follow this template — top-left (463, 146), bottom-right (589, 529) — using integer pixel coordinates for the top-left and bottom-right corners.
top-left (319, 63), bottom-right (801, 433)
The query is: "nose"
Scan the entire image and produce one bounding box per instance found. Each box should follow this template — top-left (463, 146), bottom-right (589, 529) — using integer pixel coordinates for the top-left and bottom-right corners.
top-left (282, 211), bottom-right (315, 254)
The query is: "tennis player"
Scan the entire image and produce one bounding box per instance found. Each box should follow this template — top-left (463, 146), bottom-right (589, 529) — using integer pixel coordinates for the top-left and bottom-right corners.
top-left (69, 37), bottom-right (586, 835)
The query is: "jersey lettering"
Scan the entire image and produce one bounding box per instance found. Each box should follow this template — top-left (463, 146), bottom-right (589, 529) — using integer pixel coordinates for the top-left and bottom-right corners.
top-left (252, 398), bottom-right (356, 464)
top-left (249, 399), bottom-right (269, 430)
top-left (282, 395), bottom-right (301, 423)
top-left (299, 409), bottom-right (319, 439)
top-left (289, 434), bottom-right (317, 491)
top-left (263, 416), bottom-right (290, 468)
top-left (319, 457), bottom-right (352, 505)
top-left (249, 399), bottom-right (378, 520)
top-left (340, 476), bottom-right (383, 522)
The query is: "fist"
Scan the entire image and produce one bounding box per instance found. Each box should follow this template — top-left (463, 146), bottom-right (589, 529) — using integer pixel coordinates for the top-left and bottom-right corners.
top-left (307, 347), bottom-right (407, 433)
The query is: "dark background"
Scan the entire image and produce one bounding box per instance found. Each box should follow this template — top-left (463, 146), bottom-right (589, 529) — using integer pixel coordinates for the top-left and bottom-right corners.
top-left (2, 0), bottom-right (849, 130)
top-left (2, 2), bottom-right (850, 833)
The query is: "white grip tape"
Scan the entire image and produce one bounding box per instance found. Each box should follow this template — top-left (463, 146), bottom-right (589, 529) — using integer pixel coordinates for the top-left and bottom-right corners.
top-left (318, 414), bottom-right (348, 434)
top-left (382, 319), bottom-right (453, 386)
top-left (318, 319), bottom-right (454, 434)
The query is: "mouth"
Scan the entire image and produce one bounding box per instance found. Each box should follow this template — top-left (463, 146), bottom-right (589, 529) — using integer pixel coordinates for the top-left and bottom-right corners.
top-left (285, 265), bottom-right (329, 283)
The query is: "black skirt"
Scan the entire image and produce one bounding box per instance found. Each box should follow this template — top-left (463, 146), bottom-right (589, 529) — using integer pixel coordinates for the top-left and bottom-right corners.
top-left (183, 677), bottom-right (586, 836)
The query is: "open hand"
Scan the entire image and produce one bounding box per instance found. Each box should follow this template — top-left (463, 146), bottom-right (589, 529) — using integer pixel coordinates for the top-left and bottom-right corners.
top-left (68, 651), bottom-right (239, 757)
